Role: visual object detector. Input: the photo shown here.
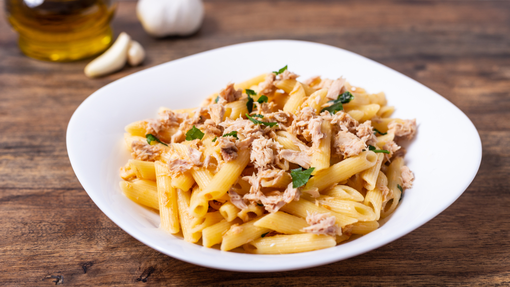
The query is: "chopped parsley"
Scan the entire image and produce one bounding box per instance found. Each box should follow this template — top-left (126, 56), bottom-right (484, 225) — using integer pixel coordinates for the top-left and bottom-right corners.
top-left (397, 184), bottom-right (403, 192)
top-left (222, 131), bottom-right (239, 139)
top-left (273, 65), bottom-right (288, 75)
top-left (320, 91), bottom-right (354, 114)
top-left (398, 184), bottom-right (404, 202)
top-left (215, 95), bottom-right (219, 103)
top-left (212, 137), bottom-right (217, 142)
top-left (146, 134), bottom-right (168, 146)
top-left (246, 113), bottom-right (278, 127)
top-left (290, 167), bottom-right (315, 188)
top-left (373, 128), bottom-right (387, 135)
top-left (368, 145), bottom-right (390, 154)
top-left (257, 95), bottom-right (268, 104)
top-left (246, 89), bottom-right (256, 113)
top-left (252, 114), bottom-right (264, 118)
top-left (185, 125), bottom-right (204, 141)
top-left (261, 232), bottom-right (270, 238)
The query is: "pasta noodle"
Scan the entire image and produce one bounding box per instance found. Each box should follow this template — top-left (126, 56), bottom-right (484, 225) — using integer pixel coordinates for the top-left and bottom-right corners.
top-left (117, 67), bottom-right (416, 254)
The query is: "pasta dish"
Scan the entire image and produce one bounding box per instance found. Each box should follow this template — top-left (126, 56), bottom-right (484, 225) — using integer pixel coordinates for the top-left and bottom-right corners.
top-left (118, 66), bottom-right (416, 254)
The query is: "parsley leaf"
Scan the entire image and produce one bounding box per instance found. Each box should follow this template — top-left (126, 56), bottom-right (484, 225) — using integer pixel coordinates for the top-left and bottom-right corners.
top-left (397, 184), bottom-right (403, 192)
top-left (290, 167), bottom-right (315, 188)
top-left (368, 145), bottom-right (390, 154)
top-left (246, 89), bottom-right (256, 113)
top-left (185, 125), bottom-right (204, 141)
top-left (252, 114), bottom-right (264, 118)
top-left (373, 128), bottom-right (387, 135)
top-left (215, 95), bottom-right (219, 103)
top-left (320, 91), bottom-right (354, 115)
top-left (246, 114), bottom-right (278, 127)
top-left (222, 131), bottom-right (239, 139)
top-left (321, 101), bottom-right (344, 114)
top-left (257, 95), bottom-right (268, 104)
top-left (261, 232), bottom-right (270, 238)
top-left (273, 65), bottom-right (288, 75)
top-left (212, 137), bottom-right (217, 142)
top-left (146, 134), bottom-right (168, 146)
top-left (338, 91), bottom-right (354, 104)
top-left (397, 184), bottom-right (404, 202)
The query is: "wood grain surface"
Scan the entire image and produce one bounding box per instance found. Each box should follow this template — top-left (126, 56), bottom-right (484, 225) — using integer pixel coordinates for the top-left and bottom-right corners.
top-left (1, 0), bottom-right (509, 285)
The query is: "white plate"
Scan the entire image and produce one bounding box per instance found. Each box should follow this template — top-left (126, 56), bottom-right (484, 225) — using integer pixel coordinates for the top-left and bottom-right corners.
top-left (67, 40), bottom-right (482, 272)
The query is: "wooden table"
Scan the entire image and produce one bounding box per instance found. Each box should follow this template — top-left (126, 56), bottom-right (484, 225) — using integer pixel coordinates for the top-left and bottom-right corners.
top-left (1, 0), bottom-right (509, 285)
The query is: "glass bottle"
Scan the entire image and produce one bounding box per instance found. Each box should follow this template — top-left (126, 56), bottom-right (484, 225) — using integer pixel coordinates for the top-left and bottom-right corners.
top-left (5, 0), bottom-right (117, 62)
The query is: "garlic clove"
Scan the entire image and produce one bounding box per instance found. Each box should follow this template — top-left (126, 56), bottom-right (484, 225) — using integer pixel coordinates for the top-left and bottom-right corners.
top-left (127, 41), bottom-right (145, 66)
top-left (137, 0), bottom-right (204, 38)
top-left (84, 32), bottom-right (131, 78)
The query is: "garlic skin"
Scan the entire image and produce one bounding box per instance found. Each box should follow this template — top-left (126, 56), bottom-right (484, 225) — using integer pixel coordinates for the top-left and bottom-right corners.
top-left (127, 41), bottom-right (145, 66)
top-left (85, 32), bottom-right (131, 78)
top-left (137, 0), bottom-right (204, 37)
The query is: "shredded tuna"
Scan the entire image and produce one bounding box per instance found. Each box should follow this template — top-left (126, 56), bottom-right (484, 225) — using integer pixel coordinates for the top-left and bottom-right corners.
top-left (263, 111), bottom-right (293, 127)
top-left (326, 77), bottom-right (346, 100)
top-left (254, 101), bottom-right (277, 115)
top-left (131, 141), bottom-right (162, 161)
top-left (400, 165), bottom-right (414, 189)
top-left (258, 73), bottom-right (276, 95)
top-left (333, 131), bottom-right (366, 158)
top-left (260, 193), bottom-right (286, 213)
top-left (250, 138), bottom-right (282, 170)
top-left (203, 155), bottom-right (212, 168)
top-left (282, 182), bottom-right (301, 202)
top-left (146, 110), bottom-right (184, 135)
top-left (228, 189), bottom-right (248, 210)
top-left (202, 119), bottom-right (223, 136)
top-left (188, 147), bottom-right (203, 166)
top-left (168, 158), bottom-right (193, 176)
top-left (316, 78), bottom-right (334, 90)
top-left (207, 104), bottom-right (225, 125)
top-left (171, 129), bottom-right (185, 143)
top-left (380, 184), bottom-right (392, 204)
top-left (309, 117), bottom-right (324, 147)
top-left (388, 119), bottom-right (417, 140)
top-left (220, 118), bottom-right (265, 149)
top-left (303, 75), bottom-right (320, 86)
top-left (383, 141), bottom-right (401, 161)
top-left (217, 83), bottom-right (242, 104)
top-left (279, 70), bottom-right (299, 81)
top-left (301, 211), bottom-right (340, 236)
top-left (288, 107), bottom-right (317, 141)
top-left (326, 111), bottom-right (359, 133)
top-left (356, 120), bottom-right (377, 146)
top-left (217, 137), bottom-right (238, 162)
top-left (279, 149), bottom-right (312, 169)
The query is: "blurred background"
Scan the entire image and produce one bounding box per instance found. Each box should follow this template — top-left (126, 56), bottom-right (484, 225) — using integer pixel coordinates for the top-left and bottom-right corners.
top-left (1, 0), bottom-right (509, 285)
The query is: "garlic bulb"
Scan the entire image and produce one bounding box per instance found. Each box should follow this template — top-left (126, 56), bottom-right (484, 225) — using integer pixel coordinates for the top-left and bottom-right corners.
top-left (84, 32), bottom-right (131, 78)
top-left (137, 0), bottom-right (204, 37)
top-left (127, 41), bottom-right (145, 66)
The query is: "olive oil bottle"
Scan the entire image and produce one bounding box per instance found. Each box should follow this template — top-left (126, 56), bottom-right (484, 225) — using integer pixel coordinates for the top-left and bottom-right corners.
top-left (5, 0), bottom-right (116, 61)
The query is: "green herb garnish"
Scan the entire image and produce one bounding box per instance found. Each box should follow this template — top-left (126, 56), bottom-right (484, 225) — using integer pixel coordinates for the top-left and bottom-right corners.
top-left (246, 114), bottom-right (278, 127)
top-left (212, 137), bottom-right (217, 142)
top-left (290, 167), bottom-right (315, 188)
top-left (398, 184), bottom-right (404, 202)
top-left (374, 128), bottom-right (387, 135)
top-left (146, 134), bottom-right (168, 146)
top-left (252, 114), bottom-right (264, 118)
top-left (215, 96), bottom-right (219, 103)
top-left (257, 95), bottom-right (268, 104)
top-left (320, 91), bottom-right (354, 114)
top-left (273, 65), bottom-right (288, 75)
top-left (222, 131), bottom-right (239, 139)
top-left (246, 89), bottom-right (256, 113)
top-left (261, 232), bottom-right (270, 238)
top-left (185, 125), bottom-right (204, 141)
top-left (397, 184), bottom-right (403, 192)
top-left (368, 145), bottom-right (390, 154)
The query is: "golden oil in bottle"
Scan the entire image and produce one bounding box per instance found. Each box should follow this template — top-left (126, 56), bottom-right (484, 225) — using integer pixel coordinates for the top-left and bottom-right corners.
top-left (6, 0), bottom-right (117, 62)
